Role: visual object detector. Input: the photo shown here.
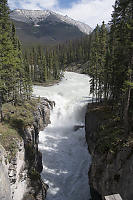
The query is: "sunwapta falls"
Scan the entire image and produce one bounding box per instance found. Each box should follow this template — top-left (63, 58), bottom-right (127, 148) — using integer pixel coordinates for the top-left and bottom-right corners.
top-left (0, 0), bottom-right (133, 200)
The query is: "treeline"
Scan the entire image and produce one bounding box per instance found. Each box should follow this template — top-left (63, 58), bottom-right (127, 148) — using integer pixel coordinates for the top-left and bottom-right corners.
top-left (0, 0), bottom-right (32, 110)
top-left (89, 0), bottom-right (133, 132)
top-left (23, 36), bottom-right (91, 83)
top-left (57, 36), bottom-right (90, 65)
top-left (23, 46), bottom-right (62, 83)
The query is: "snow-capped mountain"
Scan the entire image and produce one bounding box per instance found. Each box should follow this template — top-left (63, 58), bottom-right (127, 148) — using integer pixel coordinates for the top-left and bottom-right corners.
top-left (10, 9), bottom-right (92, 35)
top-left (10, 9), bottom-right (92, 46)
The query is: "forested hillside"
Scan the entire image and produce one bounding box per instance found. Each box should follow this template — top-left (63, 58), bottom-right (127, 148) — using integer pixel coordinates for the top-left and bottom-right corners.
top-left (23, 36), bottom-right (90, 83)
top-left (88, 0), bottom-right (133, 133)
top-left (0, 0), bottom-right (32, 110)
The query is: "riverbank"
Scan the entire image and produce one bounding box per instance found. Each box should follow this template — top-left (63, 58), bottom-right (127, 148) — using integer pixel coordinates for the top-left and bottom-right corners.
top-left (0, 98), bottom-right (54, 200)
top-left (85, 103), bottom-right (133, 200)
top-left (65, 62), bottom-right (89, 74)
top-left (33, 79), bottom-right (61, 87)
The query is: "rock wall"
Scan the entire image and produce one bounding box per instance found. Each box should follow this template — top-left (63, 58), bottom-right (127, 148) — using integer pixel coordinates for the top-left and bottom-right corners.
top-left (85, 104), bottom-right (133, 200)
top-left (0, 138), bottom-right (27, 200)
top-left (66, 61), bottom-right (89, 74)
top-left (0, 145), bottom-right (12, 200)
top-left (0, 98), bottom-right (54, 200)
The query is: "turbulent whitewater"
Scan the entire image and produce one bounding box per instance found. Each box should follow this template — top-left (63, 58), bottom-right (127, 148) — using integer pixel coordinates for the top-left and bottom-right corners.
top-left (33, 72), bottom-right (91, 200)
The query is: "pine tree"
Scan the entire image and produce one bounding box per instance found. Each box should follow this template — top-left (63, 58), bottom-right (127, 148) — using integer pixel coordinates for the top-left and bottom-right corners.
top-left (0, 0), bottom-right (16, 102)
top-left (98, 21), bottom-right (108, 100)
top-left (0, 0), bottom-right (32, 107)
top-left (89, 25), bottom-right (101, 102)
top-left (110, 0), bottom-right (133, 131)
top-left (43, 55), bottom-right (47, 82)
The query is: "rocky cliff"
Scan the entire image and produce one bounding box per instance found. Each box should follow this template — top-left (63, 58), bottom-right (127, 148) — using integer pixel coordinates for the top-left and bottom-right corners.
top-left (66, 61), bottom-right (89, 74)
top-left (85, 103), bottom-right (133, 200)
top-left (0, 98), bottom-right (54, 200)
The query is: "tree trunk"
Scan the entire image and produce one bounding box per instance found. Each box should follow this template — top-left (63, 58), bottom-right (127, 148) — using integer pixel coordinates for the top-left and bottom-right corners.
top-left (123, 54), bottom-right (133, 133)
top-left (0, 93), bottom-right (3, 122)
top-left (123, 86), bottom-right (131, 133)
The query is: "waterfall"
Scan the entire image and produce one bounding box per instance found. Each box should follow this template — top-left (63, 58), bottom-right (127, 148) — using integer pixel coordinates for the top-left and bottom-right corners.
top-left (33, 72), bottom-right (91, 200)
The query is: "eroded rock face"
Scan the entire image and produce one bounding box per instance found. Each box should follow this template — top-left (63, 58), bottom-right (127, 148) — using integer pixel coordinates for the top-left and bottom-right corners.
top-left (0, 165), bottom-right (11, 200)
top-left (85, 106), bottom-right (133, 200)
top-left (0, 141), bottom-right (27, 200)
top-left (0, 98), bottom-right (54, 200)
top-left (0, 145), bottom-right (12, 200)
top-left (22, 98), bottom-right (54, 200)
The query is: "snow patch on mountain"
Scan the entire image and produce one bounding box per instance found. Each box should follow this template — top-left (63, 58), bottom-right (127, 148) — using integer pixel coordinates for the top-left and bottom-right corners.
top-left (10, 9), bottom-right (92, 34)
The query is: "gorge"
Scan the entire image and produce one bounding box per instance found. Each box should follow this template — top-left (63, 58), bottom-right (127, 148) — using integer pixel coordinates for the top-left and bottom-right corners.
top-left (0, 0), bottom-right (132, 199)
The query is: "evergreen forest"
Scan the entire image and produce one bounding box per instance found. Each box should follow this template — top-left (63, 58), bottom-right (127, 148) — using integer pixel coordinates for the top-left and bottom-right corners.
top-left (88, 0), bottom-right (133, 133)
top-left (0, 0), bottom-right (32, 110)
top-left (22, 36), bottom-right (90, 83)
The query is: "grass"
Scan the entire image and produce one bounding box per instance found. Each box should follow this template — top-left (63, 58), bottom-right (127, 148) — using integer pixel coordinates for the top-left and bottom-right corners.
top-left (0, 122), bottom-right (21, 162)
top-left (87, 103), bottom-right (132, 154)
top-left (0, 98), bottom-right (40, 161)
top-left (2, 99), bottom-right (39, 129)
top-left (97, 119), bottom-right (125, 154)
top-left (34, 79), bottom-right (61, 87)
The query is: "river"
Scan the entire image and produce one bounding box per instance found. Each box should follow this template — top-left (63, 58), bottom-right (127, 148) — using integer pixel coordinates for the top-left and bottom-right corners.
top-left (33, 72), bottom-right (91, 200)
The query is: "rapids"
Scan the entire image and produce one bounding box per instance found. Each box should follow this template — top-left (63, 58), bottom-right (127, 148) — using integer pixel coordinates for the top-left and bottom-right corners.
top-left (33, 72), bottom-right (91, 200)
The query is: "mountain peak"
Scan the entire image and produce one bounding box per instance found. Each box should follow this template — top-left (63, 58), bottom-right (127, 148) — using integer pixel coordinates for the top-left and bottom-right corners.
top-left (10, 9), bottom-right (92, 35)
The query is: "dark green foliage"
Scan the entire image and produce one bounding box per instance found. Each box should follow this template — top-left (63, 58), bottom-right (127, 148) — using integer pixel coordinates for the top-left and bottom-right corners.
top-left (88, 0), bottom-right (133, 132)
top-left (23, 36), bottom-right (91, 83)
top-left (2, 99), bottom-right (39, 129)
top-left (23, 46), bottom-right (62, 83)
top-left (89, 23), bottom-right (108, 102)
top-left (109, 0), bottom-right (133, 131)
top-left (0, 0), bottom-right (32, 110)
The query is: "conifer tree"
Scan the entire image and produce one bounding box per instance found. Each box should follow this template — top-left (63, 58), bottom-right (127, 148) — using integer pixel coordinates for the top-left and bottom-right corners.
top-left (110, 0), bottom-right (133, 131)
top-left (0, 0), bottom-right (32, 106)
top-left (89, 25), bottom-right (101, 102)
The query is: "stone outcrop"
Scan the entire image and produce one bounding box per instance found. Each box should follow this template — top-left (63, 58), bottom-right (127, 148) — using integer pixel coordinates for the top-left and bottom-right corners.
top-left (0, 97), bottom-right (54, 200)
top-left (22, 98), bottom-right (54, 200)
top-left (66, 61), bottom-right (89, 74)
top-left (0, 138), bottom-right (26, 200)
top-left (85, 104), bottom-right (133, 200)
top-left (0, 145), bottom-right (12, 200)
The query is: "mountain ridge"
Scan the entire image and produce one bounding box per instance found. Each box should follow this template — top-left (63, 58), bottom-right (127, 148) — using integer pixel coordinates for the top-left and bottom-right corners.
top-left (10, 9), bottom-right (92, 35)
top-left (10, 9), bottom-right (92, 46)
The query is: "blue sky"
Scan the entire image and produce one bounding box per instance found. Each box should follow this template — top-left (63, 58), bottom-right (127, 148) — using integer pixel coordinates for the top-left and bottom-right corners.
top-left (58, 0), bottom-right (80, 8)
top-left (8, 0), bottom-right (116, 28)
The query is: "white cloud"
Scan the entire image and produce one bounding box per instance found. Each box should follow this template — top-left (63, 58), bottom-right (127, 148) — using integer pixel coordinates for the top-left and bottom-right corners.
top-left (8, 0), bottom-right (58, 10)
top-left (56, 0), bottom-right (116, 28)
top-left (8, 0), bottom-right (115, 28)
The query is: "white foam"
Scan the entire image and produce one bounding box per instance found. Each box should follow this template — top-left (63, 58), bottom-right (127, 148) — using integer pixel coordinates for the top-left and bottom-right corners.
top-left (33, 72), bottom-right (91, 200)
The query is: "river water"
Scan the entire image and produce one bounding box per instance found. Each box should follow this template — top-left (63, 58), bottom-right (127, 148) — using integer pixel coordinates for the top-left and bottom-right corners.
top-left (33, 72), bottom-right (91, 200)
